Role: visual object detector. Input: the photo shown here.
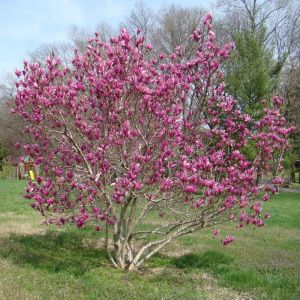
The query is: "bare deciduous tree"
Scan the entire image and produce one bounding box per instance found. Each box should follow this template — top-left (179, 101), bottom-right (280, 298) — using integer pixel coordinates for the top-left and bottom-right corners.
top-left (151, 5), bottom-right (206, 57)
top-left (121, 1), bottom-right (155, 43)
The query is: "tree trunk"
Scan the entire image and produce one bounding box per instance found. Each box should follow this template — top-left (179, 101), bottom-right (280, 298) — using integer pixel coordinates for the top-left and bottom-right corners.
top-left (104, 195), bottom-right (206, 270)
top-left (290, 170), bottom-right (295, 183)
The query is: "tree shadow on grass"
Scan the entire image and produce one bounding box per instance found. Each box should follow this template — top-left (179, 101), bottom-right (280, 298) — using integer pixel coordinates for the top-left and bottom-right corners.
top-left (172, 250), bottom-right (234, 273)
top-left (0, 230), bottom-right (109, 276)
top-left (0, 228), bottom-right (234, 277)
top-left (146, 249), bottom-right (234, 275)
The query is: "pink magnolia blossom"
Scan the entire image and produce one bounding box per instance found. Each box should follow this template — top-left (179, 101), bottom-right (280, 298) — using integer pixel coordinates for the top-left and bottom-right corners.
top-left (265, 213), bottom-right (271, 219)
top-left (223, 235), bottom-right (234, 246)
top-left (212, 229), bottom-right (219, 236)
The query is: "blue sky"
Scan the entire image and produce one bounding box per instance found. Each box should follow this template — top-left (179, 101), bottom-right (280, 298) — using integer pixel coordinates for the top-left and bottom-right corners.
top-left (0, 0), bottom-right (214, 77)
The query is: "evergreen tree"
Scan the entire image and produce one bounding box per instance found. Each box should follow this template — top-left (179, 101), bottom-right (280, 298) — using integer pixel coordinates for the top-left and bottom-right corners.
top-left (224, 29), bottom-right (286, 163)
top-left (224, 29), bottom-right (285, 115)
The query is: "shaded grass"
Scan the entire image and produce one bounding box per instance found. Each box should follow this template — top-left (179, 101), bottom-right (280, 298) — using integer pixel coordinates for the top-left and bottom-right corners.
top-left (173, 251), bottom-right (233, 269)
top-left (0, 231), bottom-right (107, 276)
top-left (0, 179), bottom-right (300, 299)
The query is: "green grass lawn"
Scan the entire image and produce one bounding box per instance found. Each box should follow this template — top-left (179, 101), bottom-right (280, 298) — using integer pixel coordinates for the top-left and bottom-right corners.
top-left (0, 179), bottom-right (299, 299)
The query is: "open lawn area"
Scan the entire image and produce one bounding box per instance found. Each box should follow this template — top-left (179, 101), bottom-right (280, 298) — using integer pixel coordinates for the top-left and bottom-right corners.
top-left (0, 179), bottom-right (299, 299)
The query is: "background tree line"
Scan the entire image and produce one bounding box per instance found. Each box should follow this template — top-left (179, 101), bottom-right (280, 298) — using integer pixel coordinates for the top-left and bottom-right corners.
top-left (0, 0), bottom-right (299, 182)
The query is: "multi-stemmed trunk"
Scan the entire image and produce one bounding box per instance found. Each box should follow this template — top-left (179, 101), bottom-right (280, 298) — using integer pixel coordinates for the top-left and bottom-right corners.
top-left (103, 195), bottom-right (209, 270)
top-left (104, 195), bottom-right (162, 270)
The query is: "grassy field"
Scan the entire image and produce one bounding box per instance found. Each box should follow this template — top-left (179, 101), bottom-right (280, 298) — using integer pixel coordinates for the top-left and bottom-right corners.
top-left (0, 180), bottom-right (299, 299)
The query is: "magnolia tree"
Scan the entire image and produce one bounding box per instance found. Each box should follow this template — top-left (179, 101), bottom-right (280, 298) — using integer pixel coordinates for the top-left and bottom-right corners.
top-left (13, 15), bottom-right (292, 270)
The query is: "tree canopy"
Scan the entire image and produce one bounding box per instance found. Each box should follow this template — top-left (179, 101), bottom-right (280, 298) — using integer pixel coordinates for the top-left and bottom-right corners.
top-left (13, 15), bottom-right (293, 270)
